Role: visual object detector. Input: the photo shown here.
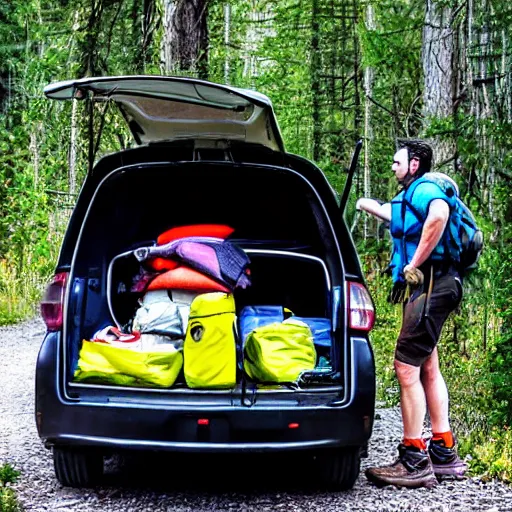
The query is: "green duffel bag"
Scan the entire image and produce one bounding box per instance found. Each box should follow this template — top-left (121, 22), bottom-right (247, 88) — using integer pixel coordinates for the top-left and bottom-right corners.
top-left (184, 292), bottom-right (237, 389)
top-left (244, 318), bottom-right (317, 383)
top-left (74, 338), bottom-right (183, 388)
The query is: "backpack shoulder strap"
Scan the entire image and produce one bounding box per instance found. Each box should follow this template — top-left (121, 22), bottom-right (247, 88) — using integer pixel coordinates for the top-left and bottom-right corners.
top-left (402, 178), bottom-right (428, 223)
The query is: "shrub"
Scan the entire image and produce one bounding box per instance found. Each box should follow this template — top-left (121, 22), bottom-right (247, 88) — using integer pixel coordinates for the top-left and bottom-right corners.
top-left (0, 463), bottom-right (21, 512)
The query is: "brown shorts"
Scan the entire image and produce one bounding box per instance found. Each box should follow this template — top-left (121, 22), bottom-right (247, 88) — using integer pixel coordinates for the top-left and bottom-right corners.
top-left (395, 272), bottom-right (463, 367)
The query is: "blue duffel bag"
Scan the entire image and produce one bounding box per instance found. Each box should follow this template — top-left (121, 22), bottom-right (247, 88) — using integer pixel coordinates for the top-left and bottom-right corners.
top-left (239, 305), bottom-right (332, 349)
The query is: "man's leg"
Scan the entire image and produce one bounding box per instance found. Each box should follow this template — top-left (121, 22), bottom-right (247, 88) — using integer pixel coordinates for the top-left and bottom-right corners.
top-left (395, 359), bottom-right (426, 440)
top-left (422, 347), bottom-right (468, 479)
top-left (421, 348), bottom-right (450, 433)
top-left (366, 273), bottom-right (466, 488)
top-left (365, 356), bottom-right (436, 489)
top-left (365, 285), bottom-right (438, 489)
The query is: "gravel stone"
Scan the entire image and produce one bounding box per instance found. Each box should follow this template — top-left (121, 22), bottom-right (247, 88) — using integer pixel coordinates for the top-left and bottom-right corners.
top-left (1, 317), bottom-right (511, 512)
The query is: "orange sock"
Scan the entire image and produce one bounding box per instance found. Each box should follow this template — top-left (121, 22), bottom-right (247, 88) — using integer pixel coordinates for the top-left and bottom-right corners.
top-left (403, 437), bottom-right (427, 451)
top-left (432, 431), bottom-right (455, 448)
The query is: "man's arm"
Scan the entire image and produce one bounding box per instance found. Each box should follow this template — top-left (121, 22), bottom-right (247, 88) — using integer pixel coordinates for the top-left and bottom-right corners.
top-left (356, 198), bottom-right (391, 223)
top-left (406, 199), bottom-right (449, 269)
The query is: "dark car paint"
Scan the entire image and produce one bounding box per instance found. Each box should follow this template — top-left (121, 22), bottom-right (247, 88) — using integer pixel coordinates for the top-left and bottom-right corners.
top-left (36, 331), bottom-right (374, 452)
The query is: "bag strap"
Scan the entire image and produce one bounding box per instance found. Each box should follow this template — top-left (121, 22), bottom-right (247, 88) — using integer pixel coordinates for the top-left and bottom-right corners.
top-left (406, 178), bottom-right (457, 265)
top-left (94, 326), bottom-right (141, 344)
top-left (402, 179), bottom-right (427, 223)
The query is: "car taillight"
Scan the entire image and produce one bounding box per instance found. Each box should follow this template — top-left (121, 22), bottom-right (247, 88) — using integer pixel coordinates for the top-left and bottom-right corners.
top-left (40, 272), bottom-right (68, 331)
top-left (347, 281), bottom-right (375, 332)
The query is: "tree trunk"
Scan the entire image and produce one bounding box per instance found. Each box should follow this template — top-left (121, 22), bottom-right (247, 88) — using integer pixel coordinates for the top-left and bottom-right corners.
top-left (352, 0), bottom-right (362, 143)
top-left (79, 0), bottom-right (103, 77)
top-left (224, 3), bottom-right (231, 84)
top-left (363, 2), bottom-right (375, 240)
top-left (30, 128), bottom-right (39, 190)
top-left (311, 0), bottom-right (321, 162)
top-left (132, 0), bottom-right (157, 73)
top-left (422, 0), bottom-right (454, 168)
top-left (161, 0), bottom-right (209, 79)
top-left (502, 30), bottom-right (511, 123)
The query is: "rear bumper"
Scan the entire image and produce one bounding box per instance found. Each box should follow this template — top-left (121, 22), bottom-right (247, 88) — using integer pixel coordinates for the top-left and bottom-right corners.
top-left (35, 333), bottom-right (375, 453)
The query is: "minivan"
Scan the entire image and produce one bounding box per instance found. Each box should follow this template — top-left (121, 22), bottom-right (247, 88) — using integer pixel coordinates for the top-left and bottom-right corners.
top-left (35, 76), bottom-right (376, 491)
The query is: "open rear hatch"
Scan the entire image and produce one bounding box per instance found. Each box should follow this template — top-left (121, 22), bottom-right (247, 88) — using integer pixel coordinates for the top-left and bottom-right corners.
top-left (44, 75), bottom-right (285, 151)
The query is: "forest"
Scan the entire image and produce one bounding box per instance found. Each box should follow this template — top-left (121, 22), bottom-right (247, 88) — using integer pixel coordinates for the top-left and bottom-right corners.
top-left (0, 0), bottom-right (510, 481)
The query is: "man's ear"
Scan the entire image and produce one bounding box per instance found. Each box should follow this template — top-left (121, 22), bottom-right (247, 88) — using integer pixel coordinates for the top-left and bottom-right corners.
top-left (409, 157), bottom-right (420, 175)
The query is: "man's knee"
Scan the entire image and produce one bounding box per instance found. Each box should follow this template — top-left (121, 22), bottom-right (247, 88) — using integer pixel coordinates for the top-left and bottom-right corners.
top-left (394, 359), bottom-right (421, 387)
top-left (421, 352), bottom-right (441, 383)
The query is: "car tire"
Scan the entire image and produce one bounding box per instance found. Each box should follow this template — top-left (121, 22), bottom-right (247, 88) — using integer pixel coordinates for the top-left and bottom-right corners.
top-left (315, 447), bottom-right (361, 491)
top-left (53, 447), bottom-right (103, 488)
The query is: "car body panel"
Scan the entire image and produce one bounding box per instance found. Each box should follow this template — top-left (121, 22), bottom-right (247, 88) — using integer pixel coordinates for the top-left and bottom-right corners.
top-left (44, 76), bottom-right (285, 151)
top-left (36, 331), bottom-right (374, 452)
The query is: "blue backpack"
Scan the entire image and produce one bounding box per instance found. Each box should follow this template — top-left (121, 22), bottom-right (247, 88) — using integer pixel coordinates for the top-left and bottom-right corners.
top-left (404, 173), bottom-right (484, 273)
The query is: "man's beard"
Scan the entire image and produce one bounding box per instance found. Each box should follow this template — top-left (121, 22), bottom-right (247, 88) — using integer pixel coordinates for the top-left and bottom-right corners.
top-left (400, 171), bottom-right (416, 188)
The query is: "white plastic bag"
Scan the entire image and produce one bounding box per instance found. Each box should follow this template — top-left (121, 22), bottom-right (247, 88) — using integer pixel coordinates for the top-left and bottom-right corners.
top-left (132, 290), bottom-right (185, 337)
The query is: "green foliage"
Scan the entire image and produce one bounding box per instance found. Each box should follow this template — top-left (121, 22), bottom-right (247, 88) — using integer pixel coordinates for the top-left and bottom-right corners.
top-left (486, 248), bottom-right (512, 428)
top-left (0, 465), bottom-right (19, 487)
top-left (358, 0), bottom-right (422, 73)
top-left (0, 463), bottom-right (21, 512)
top-left (459, 426), bottom-right (512, 483)
top-left (0, 489), bottom-right (20, 512)
top-left (209, 0), bottom-right (363, 166)
top-left (0, 260), bottom-right (42, 326)
top-left (0, 0), bottom-right (145, 327)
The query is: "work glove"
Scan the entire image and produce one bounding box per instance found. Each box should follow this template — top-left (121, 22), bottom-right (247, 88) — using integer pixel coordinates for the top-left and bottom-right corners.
top-left (403, 264), bottom-right (424, 287)
top-left (388, 281), bottom-right (407, 304)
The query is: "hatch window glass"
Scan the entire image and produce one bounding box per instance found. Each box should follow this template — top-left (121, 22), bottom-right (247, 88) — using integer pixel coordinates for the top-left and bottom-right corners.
top-left (123, 96), bottom-right (255, 122)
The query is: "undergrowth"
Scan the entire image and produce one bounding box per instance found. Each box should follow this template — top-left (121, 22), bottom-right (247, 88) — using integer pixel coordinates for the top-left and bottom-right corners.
top-left (0, 259), bottom-right (46, 326)
top-left (0, 463), bottom-right (21, 512)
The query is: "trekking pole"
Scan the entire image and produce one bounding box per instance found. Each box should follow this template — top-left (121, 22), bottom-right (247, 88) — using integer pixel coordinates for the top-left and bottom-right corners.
top-left (339, 139), bottom-right (363, 215)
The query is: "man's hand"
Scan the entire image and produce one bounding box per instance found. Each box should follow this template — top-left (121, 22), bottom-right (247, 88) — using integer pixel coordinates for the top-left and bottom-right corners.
top-left (403, 264), bottom-right (424, 286)
top-left (356, 198), bottom-right (391, 223)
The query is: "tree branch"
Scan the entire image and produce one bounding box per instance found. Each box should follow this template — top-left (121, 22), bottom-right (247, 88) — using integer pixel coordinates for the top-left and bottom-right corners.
top-left (496, 169), bottom-right (512, 181)
top-left (366, 95), bottom-right (394, 117)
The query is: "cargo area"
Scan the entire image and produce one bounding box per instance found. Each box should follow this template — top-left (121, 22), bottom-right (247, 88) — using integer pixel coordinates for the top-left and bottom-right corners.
top-left (64, 161), bottom-right (346, 393)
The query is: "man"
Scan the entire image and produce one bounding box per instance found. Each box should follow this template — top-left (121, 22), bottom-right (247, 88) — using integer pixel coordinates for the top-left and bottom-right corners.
top-left (357, 139), bottom-right (468, 489)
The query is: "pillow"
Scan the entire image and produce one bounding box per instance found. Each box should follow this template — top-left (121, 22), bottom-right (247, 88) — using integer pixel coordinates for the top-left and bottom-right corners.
top-left (147, 266), bottom-right (230, 293)
top-left (147, 258), bottom-right (180, 272)
top-left (157, 224), bottom-right (234, 246)
top-left (147, 224), bottom-right (235, 272)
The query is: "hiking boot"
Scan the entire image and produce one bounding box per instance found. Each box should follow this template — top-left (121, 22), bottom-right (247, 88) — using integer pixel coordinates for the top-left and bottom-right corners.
top-left (429, 439), bottom-right (468, 480)
top-left (365, 444), bottom-right (437, 489)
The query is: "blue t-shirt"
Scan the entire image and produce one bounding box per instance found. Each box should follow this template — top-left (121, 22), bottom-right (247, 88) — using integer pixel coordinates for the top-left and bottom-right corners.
top-left (389, 180), bottom-right (451, 283)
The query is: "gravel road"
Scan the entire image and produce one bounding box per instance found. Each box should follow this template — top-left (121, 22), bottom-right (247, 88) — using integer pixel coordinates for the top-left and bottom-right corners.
top-left (1, 318), bottom-right (511, 512)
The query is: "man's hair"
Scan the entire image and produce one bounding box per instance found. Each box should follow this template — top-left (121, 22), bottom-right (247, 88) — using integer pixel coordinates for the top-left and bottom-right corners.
top-left (396, 138), bottom-right (433, 176)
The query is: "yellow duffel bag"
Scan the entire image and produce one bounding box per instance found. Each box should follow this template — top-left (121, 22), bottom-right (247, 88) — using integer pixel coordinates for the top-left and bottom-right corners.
top-left (244, 318), bottom-right (317, 383)
top-left (184, 292), bottom-right (237, 389)
top-left (74, 339), bottom-right (183, 388)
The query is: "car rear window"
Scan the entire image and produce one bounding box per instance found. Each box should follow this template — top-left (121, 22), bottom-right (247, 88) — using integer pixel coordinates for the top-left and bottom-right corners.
top-left (120, 96), bottom-right (255, 122)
